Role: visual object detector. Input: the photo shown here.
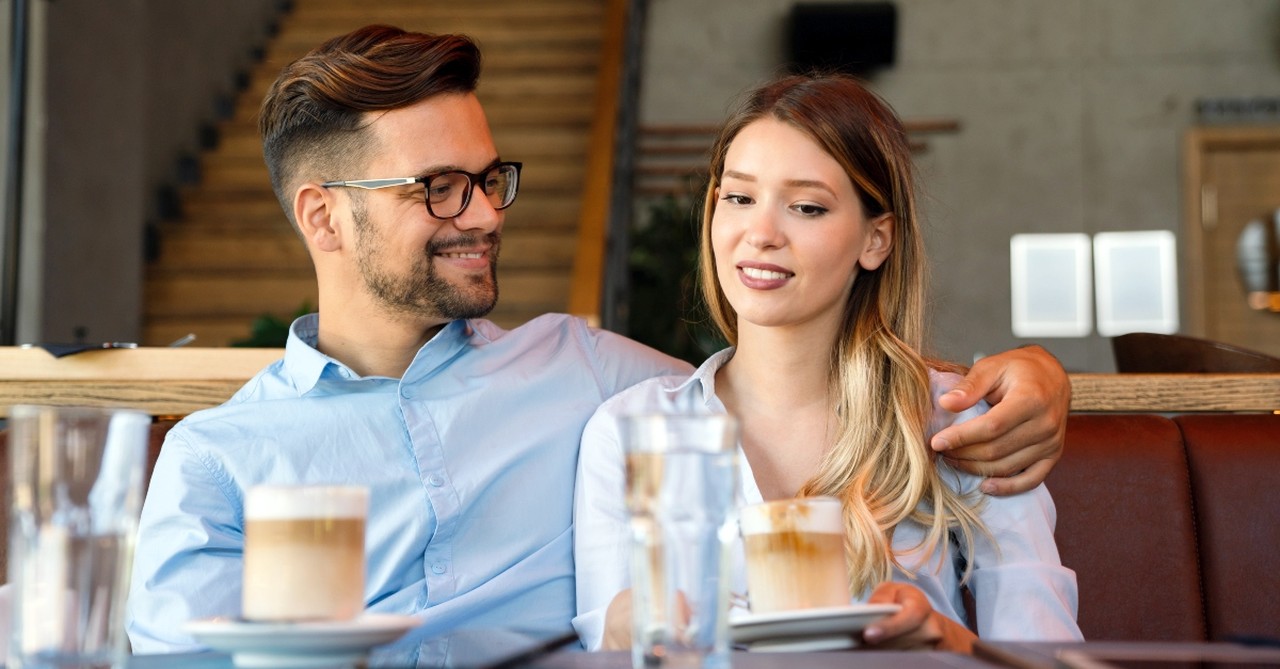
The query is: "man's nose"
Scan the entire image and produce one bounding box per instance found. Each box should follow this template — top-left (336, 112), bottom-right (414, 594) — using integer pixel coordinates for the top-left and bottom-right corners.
top-left (452, 183), bottom-right (502, 233)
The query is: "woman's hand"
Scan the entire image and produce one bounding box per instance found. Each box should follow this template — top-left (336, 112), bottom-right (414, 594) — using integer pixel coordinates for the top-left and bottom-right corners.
top-left (601, 589), bottom-right (692, 651)
top-left (860, 582), bottom-right (976, 653)
top-left (931, 345), bottom-right (1070, 496)
top-left (602, 589), bottom-right (633, 651)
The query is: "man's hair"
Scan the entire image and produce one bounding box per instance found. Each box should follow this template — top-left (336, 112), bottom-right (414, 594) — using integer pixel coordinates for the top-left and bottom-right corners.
top-left (258, 25), bottom-right (481, 227)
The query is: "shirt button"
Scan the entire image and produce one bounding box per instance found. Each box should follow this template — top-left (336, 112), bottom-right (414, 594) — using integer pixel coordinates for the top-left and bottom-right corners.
top-left (401, 387), bottom-right (415, 400)
top-left (431, 562), bottom-right (447, 575)
top-left (428, 474), bottom-right (444, 487)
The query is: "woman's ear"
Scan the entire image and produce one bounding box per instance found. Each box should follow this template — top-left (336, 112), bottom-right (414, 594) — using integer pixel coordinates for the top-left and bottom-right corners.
top-left (858, 212), bottom-right (894, 271)
top-left (294, 183), bottom-right (343, 253)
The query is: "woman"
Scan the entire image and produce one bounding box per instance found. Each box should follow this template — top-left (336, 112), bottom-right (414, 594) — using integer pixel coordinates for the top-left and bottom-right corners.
top-left (572, 73), bottom-right (1081, 651)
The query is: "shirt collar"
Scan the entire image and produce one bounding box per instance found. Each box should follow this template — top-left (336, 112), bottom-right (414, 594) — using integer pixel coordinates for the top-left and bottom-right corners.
top-left (282, 314), bottom-right (473, 395)
top-left (669, 347), bottom-right (735, 410)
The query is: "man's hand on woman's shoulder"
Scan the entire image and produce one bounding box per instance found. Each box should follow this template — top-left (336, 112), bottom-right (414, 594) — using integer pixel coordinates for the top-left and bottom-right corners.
top-left (930, 345), bottom-right (1070, 496)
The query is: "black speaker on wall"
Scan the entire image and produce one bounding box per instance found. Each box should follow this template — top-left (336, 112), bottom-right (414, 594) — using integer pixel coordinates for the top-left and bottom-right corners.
top-left (788, 2), bottom-right (897, 75)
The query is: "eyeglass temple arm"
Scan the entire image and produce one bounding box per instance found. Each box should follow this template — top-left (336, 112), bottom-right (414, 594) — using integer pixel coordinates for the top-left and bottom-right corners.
top-left (319, 177), bottom-right (420, 190)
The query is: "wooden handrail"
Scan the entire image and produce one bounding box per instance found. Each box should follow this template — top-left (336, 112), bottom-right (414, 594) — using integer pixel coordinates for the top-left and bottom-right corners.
top-left (0, 346), bottom-right (281, 418)
top-left (567, 0), bottom-right (629, 325)
top-left (0, 343), bottom-right (1276, 418)
top-left (1068, 373), bottom-right (1280, 413)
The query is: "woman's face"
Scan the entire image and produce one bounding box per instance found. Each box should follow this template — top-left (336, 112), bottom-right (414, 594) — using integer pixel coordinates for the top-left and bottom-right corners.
top-left (711, 117), bottom-right (892, 333)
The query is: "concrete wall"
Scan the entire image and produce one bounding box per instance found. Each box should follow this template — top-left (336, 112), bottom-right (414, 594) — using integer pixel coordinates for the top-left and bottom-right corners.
top-left (640, 0), bottom-right (1280, 371)
top-left (0, 0), bottom-right (279, 344)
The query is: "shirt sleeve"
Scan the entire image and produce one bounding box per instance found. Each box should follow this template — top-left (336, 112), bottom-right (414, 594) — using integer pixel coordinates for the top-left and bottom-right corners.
top-left (126, 427), bottom-right (244, 653)
top-left (929, 372), bottom-right (1082, 641)
top-left (577, 324), bottom-right (693, 399)
top-left (571, 397), bottom-right (633, 650)
top-left (965, 483), bottom-right (1082, 640)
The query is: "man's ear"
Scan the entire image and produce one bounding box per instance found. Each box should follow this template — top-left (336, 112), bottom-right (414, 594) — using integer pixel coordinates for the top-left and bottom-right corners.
top-left (294, 183), bottom-right (343, 253)
top-left (858, 212), bottom-right (894, 271)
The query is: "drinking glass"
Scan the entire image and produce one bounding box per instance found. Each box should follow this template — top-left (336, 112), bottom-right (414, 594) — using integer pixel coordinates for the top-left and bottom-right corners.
top-left (622, 413), bottom-right (738, 669)
top-left (7, 405), bottom-right (150, 669)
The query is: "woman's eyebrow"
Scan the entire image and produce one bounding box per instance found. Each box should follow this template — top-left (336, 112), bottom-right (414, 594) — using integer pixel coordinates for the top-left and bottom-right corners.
top-left (784, 178), bottom-right (836, 196)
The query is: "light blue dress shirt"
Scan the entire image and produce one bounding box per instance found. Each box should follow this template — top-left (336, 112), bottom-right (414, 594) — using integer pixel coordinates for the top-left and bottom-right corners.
top-left (126, 313), bottom-right (689, 666)
top-left (573, 348), bottom-right (1081, 649)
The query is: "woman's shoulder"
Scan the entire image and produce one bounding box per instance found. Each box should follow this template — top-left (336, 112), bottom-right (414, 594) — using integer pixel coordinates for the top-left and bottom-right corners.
top-left (589, 348), bottom-right (733, 424)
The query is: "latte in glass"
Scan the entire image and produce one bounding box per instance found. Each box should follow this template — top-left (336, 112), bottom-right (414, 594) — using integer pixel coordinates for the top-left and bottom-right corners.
top-left (242, 485), bottom-right (369, 622)
top-left (740, 496), bottom-right (850, 614)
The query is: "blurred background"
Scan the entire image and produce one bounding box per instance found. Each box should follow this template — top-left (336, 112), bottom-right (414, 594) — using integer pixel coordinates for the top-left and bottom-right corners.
top-left (2, 0), bottom-right (1279, 372)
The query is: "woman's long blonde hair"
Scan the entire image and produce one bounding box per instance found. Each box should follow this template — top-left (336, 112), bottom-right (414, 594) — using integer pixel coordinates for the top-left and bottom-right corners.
top-left (699, 73), bottom-right (987, 594)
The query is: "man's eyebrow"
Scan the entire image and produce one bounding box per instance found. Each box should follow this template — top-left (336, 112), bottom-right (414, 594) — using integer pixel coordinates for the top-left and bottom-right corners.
top-left (412, 158), bottom-right (502, 179)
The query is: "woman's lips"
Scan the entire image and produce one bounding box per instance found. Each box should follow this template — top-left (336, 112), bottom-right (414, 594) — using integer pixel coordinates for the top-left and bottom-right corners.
top-left (737, 262), bottom-right (793, 289)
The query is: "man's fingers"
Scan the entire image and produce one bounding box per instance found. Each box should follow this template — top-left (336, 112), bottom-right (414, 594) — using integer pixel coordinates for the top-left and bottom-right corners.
top-left (932, 405), bottom-right (1028, 459)
top-left (976, 459), bottom-right (1056, 496)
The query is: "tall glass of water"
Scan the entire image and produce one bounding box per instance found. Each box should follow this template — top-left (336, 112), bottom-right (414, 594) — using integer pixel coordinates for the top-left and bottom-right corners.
top-left (622, 413), bottom-right (738, 669)
top-left (7, 405), bottom-right (150, 669)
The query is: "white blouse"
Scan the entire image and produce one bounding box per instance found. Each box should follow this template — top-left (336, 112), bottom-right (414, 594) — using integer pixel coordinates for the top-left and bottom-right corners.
top-left (571, 348), bottom-right (1082, 650)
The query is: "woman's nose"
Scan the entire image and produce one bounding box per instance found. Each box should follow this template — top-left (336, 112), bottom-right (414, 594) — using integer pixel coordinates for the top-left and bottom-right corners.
top-left (744, 207), bottom-right (783, 249)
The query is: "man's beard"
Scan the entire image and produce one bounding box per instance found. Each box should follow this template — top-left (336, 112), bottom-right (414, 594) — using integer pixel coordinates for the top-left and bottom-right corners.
top-left (353, 202), bottom-right (500, 321)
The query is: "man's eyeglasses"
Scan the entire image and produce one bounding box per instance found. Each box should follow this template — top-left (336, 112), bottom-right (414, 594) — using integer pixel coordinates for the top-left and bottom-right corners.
top-left (321, 161), bottom-right (522, 220)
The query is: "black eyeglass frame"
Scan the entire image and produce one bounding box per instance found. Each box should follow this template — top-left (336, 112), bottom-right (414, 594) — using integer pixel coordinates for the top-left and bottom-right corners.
top-left (320, 161), bottom-right (522, 220)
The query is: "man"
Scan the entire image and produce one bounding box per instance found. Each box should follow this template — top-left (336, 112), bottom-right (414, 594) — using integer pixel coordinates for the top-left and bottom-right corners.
top-left (126, 25), bottom-right (1069, 664)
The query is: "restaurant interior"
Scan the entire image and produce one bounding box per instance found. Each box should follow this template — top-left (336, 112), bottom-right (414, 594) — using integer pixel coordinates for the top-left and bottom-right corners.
top-left (0, 0), bottom-right (1278, 667)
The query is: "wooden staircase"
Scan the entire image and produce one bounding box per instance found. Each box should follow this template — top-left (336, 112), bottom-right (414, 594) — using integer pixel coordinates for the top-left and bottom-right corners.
top-left (143, 0), bottom-right (607, 346)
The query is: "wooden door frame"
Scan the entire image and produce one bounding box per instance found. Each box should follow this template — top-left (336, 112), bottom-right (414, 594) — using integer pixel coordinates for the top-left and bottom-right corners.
top-left (1182, 125), bottom-right (1280, 336)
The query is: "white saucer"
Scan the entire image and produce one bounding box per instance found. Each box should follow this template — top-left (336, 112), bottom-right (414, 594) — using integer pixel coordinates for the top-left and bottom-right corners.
top-left (184, 614), bottom-right (420, 668)
top-left (730, 604), bottom-right (901, 652)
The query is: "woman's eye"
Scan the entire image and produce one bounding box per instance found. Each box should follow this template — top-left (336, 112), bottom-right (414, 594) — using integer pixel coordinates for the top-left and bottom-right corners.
top-left (721, 193), bottom-right (753, 205)
top-left (793, 203), bottom-right (828, 216)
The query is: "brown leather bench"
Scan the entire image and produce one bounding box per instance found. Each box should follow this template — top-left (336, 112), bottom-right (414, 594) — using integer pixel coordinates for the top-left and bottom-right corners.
top-left (1050, 413), bottom-right (1280, 642)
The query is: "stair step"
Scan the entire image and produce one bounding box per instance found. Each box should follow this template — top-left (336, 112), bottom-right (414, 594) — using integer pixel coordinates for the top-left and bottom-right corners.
top-left (254, 43), bottom-right (601, 79)
top-left (146, 271), bottom-right (318, 318)
top-left (143, 305), bottom-right (561, 348)
top-left (286, 0), bottom-right (604, 19)
top-left (145, 268), bottom-right (568, 318)
top-left (267, 22), bottom-right (602, 55)
top-left (235, 72), bottom-right (598, 122)
top-left (151, 227), bottom-right (577, 272)
top-left (172, 191), bottom-right (581, 232)
top-left (207, 125), bottom-right (591, 163)
top-left (195, 158), bottom-right (586, 196)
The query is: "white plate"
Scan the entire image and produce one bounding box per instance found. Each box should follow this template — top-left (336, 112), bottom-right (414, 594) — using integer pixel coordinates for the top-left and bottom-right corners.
top-left (184, 614), bottom-right (420, 668)
top-left (730, 604), bottom-right (901, 652)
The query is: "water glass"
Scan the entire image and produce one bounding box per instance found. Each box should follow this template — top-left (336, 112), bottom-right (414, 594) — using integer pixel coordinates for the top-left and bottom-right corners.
top-left (7, 405), bottom-right (150, 669)
top-left (622, 413), bottom-right (738, 669)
